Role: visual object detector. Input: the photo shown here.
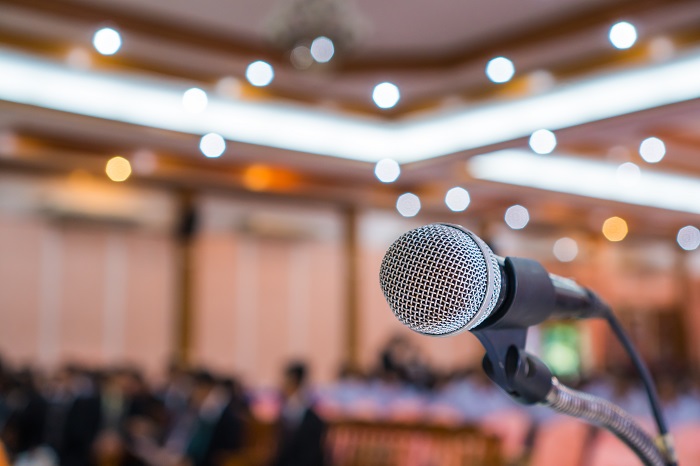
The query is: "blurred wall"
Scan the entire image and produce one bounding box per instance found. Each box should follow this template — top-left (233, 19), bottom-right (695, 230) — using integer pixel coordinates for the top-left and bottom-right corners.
top-left (1, 173), bottom-right (699, 386)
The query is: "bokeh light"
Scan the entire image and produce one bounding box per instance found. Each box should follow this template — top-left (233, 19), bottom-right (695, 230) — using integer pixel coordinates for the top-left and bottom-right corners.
top-left (216, 76), bottom-right (243, 98)
top-left (131, 149), bottom-right (157, 175)
top-left (182, 88), bottom-right (208, 114)
top-left (246, 61), bottom-right (274, 87)
top-left (639, 137), bottom-right (666, 163)
top-left (609, 21), bottom-right (637, 50)
top-left (200, 133), bottom-right (226, 158)
top-left (602, 216), bottom-right (628, 242)
top-left (486, 57), bottom-right (515, 83)
top-left (529, 129), bottom-right (557, 154)
top-left (66, 47), bottom-right (92, 69)
top-left (93, 27), bottom-right (122, 55)
top-left (396, 193), bottom-right (421, 217)
top-left (445, 187), bottom-right (471, 212)
top-left (374, 158), bottom-right (400, 183)
top-left (290, 46), bottom-right (313, 70)
top-left (373, 82), bottom-right (400, 109)
top-left (677, 226), bottom-right (700, 251)
top-left (504, 205), bottom-right (529, 229)
top-left (105, 156), bottom-right (131, 182)
top-left (310, 36), bottom-right (335, 63)
top-left (553, 237), bottom-right (579, 262)
top-left (616, 162), bottom-right (641, 187)
top-left (244, 165), bottom-right (274, 191)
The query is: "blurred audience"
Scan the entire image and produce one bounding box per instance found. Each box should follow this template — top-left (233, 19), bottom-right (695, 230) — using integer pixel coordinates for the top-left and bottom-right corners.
top-left (270, 362), bottom-right (326, 466)
top-left (0, 342), bottom-right (698, 466)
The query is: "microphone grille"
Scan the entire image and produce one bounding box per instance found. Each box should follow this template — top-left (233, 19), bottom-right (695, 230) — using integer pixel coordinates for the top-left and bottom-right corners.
top-left (379, 223), bottom-right (501, 336)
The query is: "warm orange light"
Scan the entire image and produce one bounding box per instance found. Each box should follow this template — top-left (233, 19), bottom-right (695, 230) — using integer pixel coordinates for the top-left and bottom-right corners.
top-left (106, 156), bottom-right (131, 182)
top-left (243, 165), bottom-right (273, 191)
top-left (602, 216), bottom-right (628, 242)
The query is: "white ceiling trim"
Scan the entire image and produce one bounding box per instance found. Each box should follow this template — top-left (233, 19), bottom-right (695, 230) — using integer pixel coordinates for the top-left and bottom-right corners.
top-left (1, 47), bottom-right (700, 164)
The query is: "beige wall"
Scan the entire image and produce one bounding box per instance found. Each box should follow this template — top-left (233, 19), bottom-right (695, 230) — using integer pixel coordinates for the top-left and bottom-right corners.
top-left (1, 174), bottom-right (699, 386)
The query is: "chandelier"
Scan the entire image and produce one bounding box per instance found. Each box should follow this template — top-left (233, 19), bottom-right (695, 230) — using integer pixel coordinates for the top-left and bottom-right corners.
top-left (264, 0), bottom-right (368, 68)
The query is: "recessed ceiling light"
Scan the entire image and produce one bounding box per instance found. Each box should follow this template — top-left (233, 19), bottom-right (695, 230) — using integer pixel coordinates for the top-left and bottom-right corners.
top-left (93, 27), bottom-right (122, 55)
top-left (486, 57), bottom-right (515, 83)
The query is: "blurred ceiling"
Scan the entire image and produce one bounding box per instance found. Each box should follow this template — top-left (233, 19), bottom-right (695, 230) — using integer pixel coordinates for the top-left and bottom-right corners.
top-left (0, 0), bottom-right (699, 239)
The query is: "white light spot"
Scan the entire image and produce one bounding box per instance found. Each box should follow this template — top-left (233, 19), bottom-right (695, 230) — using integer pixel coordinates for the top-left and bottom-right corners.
top-left (553, 237), bottom-right (579, 262)
top-left (246, 61), bottom-right (274, 87)
top-left (639, 137), bottom-right (665, 163)
top-left (486, 57), bottom-right (515, 83)
top-left (310, 36), bottom-right (335, 63)
top-left (609, 21), bottom-right (637, 50)
top-left (505, 205), bottom-right (529, 230)
top-left (374, 158), bottom-right (400, 183)
top-left (182, 88), bottom-right (208, 114)
top-left (529, 129), bottom-right (557, 154)
top-left (373, 82), bottom-right (400, 109)
top-left (677, 226), bottom-right (700, 251)
top-left (639, 138), bottom-right (666, 163)
top-left (397, 193), bottom-right (421, 217)
top-left (93, 27), bottom-right (122, 55)
top-left (616, 162), bottom-right (641, 187)
top-left (290, 46), bottom-right (313, 70)
top-left (200, 133), bottom-right (226, 158)
top-left (445, 187), bottom-right (471, 212)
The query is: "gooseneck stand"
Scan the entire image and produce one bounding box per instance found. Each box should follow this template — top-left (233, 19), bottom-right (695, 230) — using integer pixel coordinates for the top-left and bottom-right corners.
top-left (545, 378), bottom-right (667, 466)
top-left (473, 326), bottom-right (670, 466)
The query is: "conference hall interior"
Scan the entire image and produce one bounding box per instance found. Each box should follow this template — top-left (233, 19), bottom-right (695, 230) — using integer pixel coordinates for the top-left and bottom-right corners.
top-left (0, 0), bottom-right (699, 465)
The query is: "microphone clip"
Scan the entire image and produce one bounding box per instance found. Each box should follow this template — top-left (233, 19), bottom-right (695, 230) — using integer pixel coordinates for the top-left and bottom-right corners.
top-left (474, 327), bottom-right (553, 405)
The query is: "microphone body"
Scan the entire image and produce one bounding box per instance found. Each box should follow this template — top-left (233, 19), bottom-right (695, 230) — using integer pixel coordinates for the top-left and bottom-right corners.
top-left (379, 223), bottom-right (609, 336)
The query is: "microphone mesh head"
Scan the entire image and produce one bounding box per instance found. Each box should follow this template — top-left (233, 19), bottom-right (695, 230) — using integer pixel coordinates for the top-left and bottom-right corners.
top-left (379, 223), bottom-right (501, 336)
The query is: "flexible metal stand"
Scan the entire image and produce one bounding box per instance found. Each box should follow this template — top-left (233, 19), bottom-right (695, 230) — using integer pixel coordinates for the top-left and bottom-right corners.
top-left (545, 377), bottom-right (667, 466)
top-left (472, 326), bottom-right (672, 466)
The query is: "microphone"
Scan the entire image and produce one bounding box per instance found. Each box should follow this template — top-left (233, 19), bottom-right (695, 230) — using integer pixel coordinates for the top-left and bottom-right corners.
top-left (379, 223), bottom-right (610, 336)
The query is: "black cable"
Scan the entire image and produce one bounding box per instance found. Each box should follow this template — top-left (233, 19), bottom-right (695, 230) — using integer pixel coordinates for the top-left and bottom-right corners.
top-left (603, 308), bottom-right (677, 466)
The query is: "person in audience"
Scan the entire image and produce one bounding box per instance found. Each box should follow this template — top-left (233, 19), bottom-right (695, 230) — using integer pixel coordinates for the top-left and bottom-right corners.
top-left (271, 362), bottom-right (326, 466)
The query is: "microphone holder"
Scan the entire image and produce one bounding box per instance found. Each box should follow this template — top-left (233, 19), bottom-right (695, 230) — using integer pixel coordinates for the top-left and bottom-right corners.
top-left (472, 327), bottom-right (670, 466)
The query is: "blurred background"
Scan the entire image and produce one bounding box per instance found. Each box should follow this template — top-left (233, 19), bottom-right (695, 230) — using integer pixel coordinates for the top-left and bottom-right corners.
top-left (0, 0), bottom-right (700, 465)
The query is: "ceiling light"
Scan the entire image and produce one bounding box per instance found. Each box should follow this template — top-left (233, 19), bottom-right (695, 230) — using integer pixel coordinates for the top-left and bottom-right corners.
top-left (373, 82), bottom-right (400, 109)
top-left (66, 47), bottom-right (92, 69)
top-left (215, 77), bottom-right (242, 98)
top-left (486, 57), bottom-right (515, 83)
top-left (374, 158), bottom-right (400, 183)
top-left (639, 137), bottom-right (665, 163)
top-left (290, 46), bottom-right (314, 70)
top-left (505, 205), bottom-right (529, 230)
top-left (93, 27), bottom-right (122, 56)
top-left (105, 156), bottom-right (131, 182)
top-left (396, 193), bottom-right (420, 217)
top-left (200, 133), bottom-right (226, 158)
top-left (553, 237), bottom-right (578, 262)
top-left (609, 21), bottom-right (637, 50)
top-left (4, 48), bottom-right (700, 164)
top-left (602, 216), bottom-right (628, 242)
top-left (529, 129), bottom-right (557, 154)
top-left (467, 150), bottom-right (700, 214)
top-left (246, 61), bottom-right (274, 87)
top-left (182, 87), bottom-right (208, 114)
top-left (615, 162), bottom-right (641, 187)
top-left (677, 226), bottom-right (700, 251)
top-left (131, 149), bottom-right (157, 175)
top-left (445, 187), bottom-right (470, 212)
top-left (469, 149), bottom-right (700, 214)
top-left (310, 36), bottom-right (335, 63)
